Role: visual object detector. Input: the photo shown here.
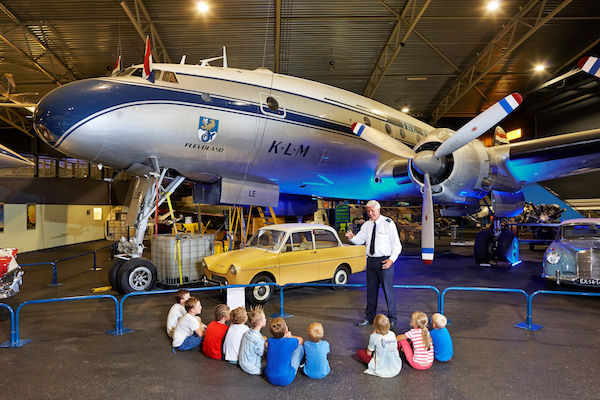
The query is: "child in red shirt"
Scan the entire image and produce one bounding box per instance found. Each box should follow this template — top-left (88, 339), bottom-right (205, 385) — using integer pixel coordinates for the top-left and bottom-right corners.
top-left (202, 304), bottom-right (231, 359)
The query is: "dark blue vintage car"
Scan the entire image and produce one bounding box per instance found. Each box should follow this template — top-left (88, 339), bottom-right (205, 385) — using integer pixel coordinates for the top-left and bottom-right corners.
top-left (543, 219), bottom-right (600, 286)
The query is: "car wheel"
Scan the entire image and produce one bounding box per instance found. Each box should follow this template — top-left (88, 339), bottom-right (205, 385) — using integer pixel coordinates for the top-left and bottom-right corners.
top-left (474, 229), bottom-right (492, 265)
top-left (331, 265), bottom-right (350, 289)
top-left (116, 258), bottom-right (157, 294)
top-left (108, 258), bottom-right (126, 292)
top-left (497, 231), bottom-right (519, 264)
top-left (247, 274), bottom-right (274, 305)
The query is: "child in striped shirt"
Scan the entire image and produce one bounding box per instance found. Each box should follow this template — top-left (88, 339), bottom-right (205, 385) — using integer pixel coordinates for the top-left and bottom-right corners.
top-left (396, 311), bottom-right (434, 370)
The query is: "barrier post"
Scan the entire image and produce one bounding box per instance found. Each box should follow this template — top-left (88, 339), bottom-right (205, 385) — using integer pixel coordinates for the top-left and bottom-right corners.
top-left (90, 250), bottom-right (102, 272)
top-left (270, 284), bottom-right (293, 319)
top-left (515, 293), bottom-right (542, 331)
top-left (392, 284), bottom-right (441, 313)
top-left (46, 261), bottom-right (63, 287)
top-left (0, 303), bottom-right (23, 348)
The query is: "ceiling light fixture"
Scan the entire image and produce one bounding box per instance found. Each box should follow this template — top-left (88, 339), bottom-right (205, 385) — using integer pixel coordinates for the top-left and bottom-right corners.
top-left (197, 1), bottom-right (209, 13)
top-left (487, 1), bottom-right (500, 11)
top-left (534, 64), bottom-right (546, 72)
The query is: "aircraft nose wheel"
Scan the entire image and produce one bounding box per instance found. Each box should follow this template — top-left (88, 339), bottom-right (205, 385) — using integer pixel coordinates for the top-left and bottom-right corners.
top-left (116, 258), bottom-right (157, 293)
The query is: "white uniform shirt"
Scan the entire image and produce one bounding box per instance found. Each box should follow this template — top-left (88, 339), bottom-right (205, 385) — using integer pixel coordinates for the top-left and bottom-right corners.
top-left (166, 303), bottom-right (186, 338)
top-left (223, 323), bottom-right (250, 361)
top-left (350, 215), bottom-right (402, 261)
top-left (172, 313), bottom-right (200, 348)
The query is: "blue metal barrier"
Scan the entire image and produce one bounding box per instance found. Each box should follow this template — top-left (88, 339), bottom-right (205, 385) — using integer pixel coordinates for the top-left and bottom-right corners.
top-left (12, 294), bottom-right (119, 347)
top-left (0, 303), bottom-right (17, 348)
top-left (393, 284), bottom-right (441, 313)
top-left (516, 290), bottom-right (600, 331)
top-left (116, 283), bottom-right (280, 335)
top-left (440, 287), bottom-right (529, 327)
top-left (19, 242), bottom-right (115, 286)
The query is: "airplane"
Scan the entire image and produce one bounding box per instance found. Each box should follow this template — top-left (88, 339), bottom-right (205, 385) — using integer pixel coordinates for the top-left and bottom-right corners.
top-left (24, 36), bottom-right (600, 292)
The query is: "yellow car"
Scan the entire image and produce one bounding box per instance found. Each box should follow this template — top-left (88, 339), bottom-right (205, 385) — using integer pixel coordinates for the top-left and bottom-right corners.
top-left (201, 223), bottom-right (366, 304)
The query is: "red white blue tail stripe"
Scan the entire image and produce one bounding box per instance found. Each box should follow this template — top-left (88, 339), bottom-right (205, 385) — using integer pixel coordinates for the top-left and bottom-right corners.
top-left (578, 56), bottom-right (600, 78)
top-left (143, 36), bottom-right (155, 83)
top-left (111, 55), bottom-right (122, 76)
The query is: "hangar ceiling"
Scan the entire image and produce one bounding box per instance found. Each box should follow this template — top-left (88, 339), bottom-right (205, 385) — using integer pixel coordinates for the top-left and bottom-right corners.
top-left (0, 0), bottom-right (599, 143)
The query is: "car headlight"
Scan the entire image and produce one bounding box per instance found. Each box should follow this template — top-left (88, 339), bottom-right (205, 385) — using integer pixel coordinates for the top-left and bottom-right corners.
top-left (546, 248), bottom-right (560, 265)
top-left (229, 264), bottom-right (237, 275)
top-left (200, 259), bottom-right (207, 270)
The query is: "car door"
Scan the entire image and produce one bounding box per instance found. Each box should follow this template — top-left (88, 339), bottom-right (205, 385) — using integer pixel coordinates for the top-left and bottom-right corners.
top-left (313, 229), bottom-right (344, 280)
top-left (277, 230), bottom-right (320, 284)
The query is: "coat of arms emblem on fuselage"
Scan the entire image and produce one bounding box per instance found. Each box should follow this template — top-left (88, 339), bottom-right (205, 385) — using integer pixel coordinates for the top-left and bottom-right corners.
top-left (198, 117), bottom-right (219, 143)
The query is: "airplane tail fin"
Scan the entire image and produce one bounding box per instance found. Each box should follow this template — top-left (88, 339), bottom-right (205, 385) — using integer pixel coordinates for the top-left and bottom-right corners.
top-left (111, 55), bottom-right (122, 76)
top-left (578, 56), bottom-right (600, 78)
top-left (142, 36), bottom-right (155, 83)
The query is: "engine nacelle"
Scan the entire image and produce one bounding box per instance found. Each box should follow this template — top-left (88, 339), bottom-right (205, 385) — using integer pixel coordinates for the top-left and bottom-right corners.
top-left (408, 128), bottom-right (490, 204)
top-left (490, 190), bottom-right (525, 217)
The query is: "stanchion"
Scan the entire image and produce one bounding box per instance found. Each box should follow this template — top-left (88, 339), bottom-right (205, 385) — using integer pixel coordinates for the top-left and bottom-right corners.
top-left (0, 303), bottom-right (20, 348)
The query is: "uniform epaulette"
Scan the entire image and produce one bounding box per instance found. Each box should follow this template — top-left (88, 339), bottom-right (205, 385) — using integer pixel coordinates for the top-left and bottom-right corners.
top-left (386, 218), bottom-right (392, 223)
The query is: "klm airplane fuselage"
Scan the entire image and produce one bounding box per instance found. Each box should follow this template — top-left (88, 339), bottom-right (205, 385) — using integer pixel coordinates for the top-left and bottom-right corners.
top-left (33, 64), bottom-right (435, 202)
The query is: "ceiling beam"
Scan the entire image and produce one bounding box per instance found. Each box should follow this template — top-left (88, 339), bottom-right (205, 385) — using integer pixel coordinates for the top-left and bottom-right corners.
top-left (363, 0), bottom-right (432, 98)
top-left (120, 0), bottom-right (172, 63)
top-left (429, 0), bottom-right (574, 123)
top-left (0, 2), bottom-right (77, 80)
top-left (0, 107), bottom-right (33, 137)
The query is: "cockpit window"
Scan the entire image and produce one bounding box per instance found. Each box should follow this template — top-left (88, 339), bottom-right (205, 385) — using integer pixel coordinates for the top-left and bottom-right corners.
top-left (118, 67), bottom-right (135, 77)
top-left (130, 68), bottom-right (143, 77)
top-left (161, 71), bottom-right (179, 83)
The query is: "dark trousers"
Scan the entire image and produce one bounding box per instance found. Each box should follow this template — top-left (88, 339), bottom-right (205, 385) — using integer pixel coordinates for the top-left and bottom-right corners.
top-left (365, 256), bottom-right (396, 323)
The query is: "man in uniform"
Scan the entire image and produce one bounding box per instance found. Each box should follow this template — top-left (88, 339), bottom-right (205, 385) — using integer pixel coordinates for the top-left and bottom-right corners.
top-left (345, 200), bottom-right (402, 329)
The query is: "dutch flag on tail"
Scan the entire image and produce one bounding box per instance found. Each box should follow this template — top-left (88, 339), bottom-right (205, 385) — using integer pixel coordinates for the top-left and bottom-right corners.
top-left (111, 55), bottom-right (122, 76)
top-left (578, 56), bottom-right (600, 78)
top-left (143, 36), bottom-right (155, 83)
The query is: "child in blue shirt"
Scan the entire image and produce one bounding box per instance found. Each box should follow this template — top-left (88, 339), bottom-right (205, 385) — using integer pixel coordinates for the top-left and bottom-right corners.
top-left (430, 313), bottom-right (453, 362)
top-left (239, 306), bottom-right (267, 375)
top-left (302, 322), bottom-right (330, 379)
top-left (265, 317), bottom-right (304, 386)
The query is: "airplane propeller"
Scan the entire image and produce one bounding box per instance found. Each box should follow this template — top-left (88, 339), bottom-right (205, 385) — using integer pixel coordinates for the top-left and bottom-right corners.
top-left (352, 92), bottom-right (522, 264)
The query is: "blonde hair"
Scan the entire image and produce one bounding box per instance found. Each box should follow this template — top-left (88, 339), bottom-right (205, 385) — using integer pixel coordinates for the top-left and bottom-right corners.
top-left (247, 306), bottom-right (265, 328)
top-left (184, 297), bottom-right (199, 312)
top-left (307, 322), bottom-right (324, 342)
top-left (411, 311), bottom-right (431, 350)
top-left (373, 314), bottom-right (389, 335)
top-left (269, 317), bottom-right (287, 338)
top-left (230, 307), bottom-right (248, 324)
top-left (214, 304), bottom-right (230, 320)
top-left (432, 313), bottom-right (447, 329)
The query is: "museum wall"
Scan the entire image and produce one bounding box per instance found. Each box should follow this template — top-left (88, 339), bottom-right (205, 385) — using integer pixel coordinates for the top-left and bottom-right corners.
top-left (0, 204), bottom-right (111, 252)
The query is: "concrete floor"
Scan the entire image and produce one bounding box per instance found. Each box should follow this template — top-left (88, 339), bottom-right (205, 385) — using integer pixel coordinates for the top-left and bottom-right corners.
top-left (2, 240), bottom-right (600, 399)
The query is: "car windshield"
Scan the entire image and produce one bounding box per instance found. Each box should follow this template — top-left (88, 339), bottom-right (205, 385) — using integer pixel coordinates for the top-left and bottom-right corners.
top-left (560, 224), bottom-right (600, 240)
top-left (246, 229), bottom-right (286, 251)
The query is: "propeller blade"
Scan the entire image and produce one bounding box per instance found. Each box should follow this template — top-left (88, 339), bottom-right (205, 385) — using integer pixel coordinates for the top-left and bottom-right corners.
top-left (351, 123), bottom-right (416, 159)
top-left (421, 172), bottom-right (434, 265)
top-left (435, 93), bottom-right (522, 157)
top-left (578, 56), bottom-right (600, 78)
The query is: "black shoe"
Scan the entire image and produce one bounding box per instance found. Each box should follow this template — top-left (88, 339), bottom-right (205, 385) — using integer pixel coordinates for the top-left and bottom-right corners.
top-left (357, 319), bottom-right (372, 327)
top-left (390, 321), bottom-right (396, 330)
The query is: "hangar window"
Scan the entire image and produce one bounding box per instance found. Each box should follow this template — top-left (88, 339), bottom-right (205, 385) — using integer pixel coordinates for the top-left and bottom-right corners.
top-left (162, 71), bottom-right (179, 84)
top-left (266, 96), bottom-right (279, 112)
top-left (385, 124), bottom-right (392, 135)
top-left (313, 229), bottom-right (339, 249)
top-left (363, 116), bottom-right (371, 126)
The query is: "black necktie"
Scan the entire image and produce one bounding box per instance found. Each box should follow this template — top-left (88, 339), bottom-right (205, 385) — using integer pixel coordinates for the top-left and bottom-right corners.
top-left (370, 222), bottom-right (376, 256)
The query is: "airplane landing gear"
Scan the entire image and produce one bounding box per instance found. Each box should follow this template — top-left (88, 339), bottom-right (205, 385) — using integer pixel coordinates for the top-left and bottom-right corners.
top-left (474, 218), bottom-right (519, 266)
top-left (109, 165), bottom-right (185, 294)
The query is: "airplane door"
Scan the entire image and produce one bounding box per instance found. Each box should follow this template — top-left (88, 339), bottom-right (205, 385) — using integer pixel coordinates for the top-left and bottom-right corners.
top-left (277, 230), bottom-right (320, 285)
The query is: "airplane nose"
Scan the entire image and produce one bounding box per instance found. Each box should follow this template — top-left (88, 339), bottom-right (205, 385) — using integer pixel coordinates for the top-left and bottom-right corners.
top-left (33, 79), bottom-right (118, 148)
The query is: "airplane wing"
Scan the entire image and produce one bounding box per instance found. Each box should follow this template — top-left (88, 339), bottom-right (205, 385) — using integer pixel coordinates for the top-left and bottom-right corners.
top-left (0, 143), bottom-right (33, 168)
top-left (492, 128), bottom-right (600, 183)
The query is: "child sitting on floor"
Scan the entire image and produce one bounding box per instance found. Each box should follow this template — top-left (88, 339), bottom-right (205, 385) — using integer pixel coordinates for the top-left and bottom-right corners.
top-left (166, 289), bottom-right (190, 338)
top-left (357, 314), bottom-right (402, 377)
top-left (396, 311), bottom-right (434, 370)
top-left (223, 306), bottom-right (250, 364)
top-left (430, 313), bottom-right (453, 362)
top-left (239, 306), bottom-right (267, 375)
top-left (265, 317), bottom-right (304, 386)
top-left (302, 322), bottom-right (330, 379)
top-left (202, 304), bottom-right (231, 359)
top-left (171, 297), bottom-right (205, 351)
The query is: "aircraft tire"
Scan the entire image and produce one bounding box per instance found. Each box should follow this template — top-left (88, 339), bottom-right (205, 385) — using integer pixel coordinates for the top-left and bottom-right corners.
top-left (474, 229), bottom-right (493, 265)
top-left (246, 274), bottom-right (274, 305)
top-left (331, 264), bottom-right (350, 289)
top-left (497, 231), bottom-right (519, 264)
top-left (117, 258), bottom-right (157, 294)
top-left (108, 258), bottom-right (126, 292)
